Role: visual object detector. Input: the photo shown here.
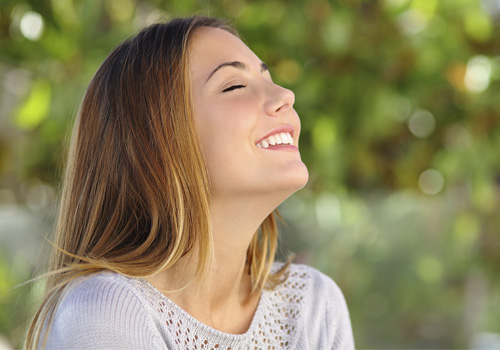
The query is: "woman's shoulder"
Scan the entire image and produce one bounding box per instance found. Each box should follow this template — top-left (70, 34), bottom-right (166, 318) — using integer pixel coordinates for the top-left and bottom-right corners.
top-left (270, 262), bottom-right (355, 349)
top-left (45, 271), bottom-right (164, 349)
top-left (54, 271), bottom-right (148, 316)
top-left (269, 262), bottom-right (348, 317)
top-left (62, 270), bottom-right (135, 293)
top-left (273, 262), bottom-right (344, 297)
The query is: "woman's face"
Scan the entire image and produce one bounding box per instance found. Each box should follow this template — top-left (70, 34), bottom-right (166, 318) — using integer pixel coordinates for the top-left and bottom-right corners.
top-left (189, 27), bottom-right (308, 199)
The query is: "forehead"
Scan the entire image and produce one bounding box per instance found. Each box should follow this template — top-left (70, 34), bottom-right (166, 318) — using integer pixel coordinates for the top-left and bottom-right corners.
top-left (189, 27), bottom-right (262, 81)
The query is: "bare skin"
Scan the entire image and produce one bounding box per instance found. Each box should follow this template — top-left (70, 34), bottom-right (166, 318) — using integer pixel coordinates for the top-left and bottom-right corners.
top-left (146, 27), bottom-right (309, 334)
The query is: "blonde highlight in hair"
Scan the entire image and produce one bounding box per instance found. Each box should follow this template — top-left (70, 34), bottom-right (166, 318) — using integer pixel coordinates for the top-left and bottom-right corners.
top-left (24, 16), bottom-right (289, 349)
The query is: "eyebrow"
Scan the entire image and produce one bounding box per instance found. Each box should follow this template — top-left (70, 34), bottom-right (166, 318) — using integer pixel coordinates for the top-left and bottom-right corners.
top-left (205, 61), bottom-right (269, 84)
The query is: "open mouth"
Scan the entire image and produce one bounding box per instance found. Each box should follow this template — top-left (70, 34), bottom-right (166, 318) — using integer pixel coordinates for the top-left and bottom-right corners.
top-left (256, 132), bottom-right (294, 149)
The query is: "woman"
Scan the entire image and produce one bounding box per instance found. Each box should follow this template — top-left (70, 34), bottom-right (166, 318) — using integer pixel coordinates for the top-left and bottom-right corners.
top-left (25, 16), bottom-right (354, 349)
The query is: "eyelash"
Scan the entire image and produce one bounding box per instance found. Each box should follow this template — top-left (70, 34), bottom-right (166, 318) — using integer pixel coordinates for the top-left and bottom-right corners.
top-left (222, 84), bottom-right (246, 93)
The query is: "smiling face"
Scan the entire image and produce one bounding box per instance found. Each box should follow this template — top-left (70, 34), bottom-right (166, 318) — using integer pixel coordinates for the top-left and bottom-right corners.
top-left (189, 27), bottom-right (308, 200)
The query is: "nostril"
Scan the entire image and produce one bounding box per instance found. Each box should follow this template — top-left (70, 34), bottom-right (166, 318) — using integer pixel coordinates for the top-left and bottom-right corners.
top-left (276, 103), bottom-right (291, 114)
top-left (265, 84), bottom-right (295, 116)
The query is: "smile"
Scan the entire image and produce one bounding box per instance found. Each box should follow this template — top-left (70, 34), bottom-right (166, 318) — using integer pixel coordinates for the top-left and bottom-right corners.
top-left (256, 132), bottom-right (294, 149)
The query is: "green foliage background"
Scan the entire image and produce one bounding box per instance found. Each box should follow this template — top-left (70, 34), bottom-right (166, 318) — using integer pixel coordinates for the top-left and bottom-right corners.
top-left (1, 0), bottom-right (499, 348)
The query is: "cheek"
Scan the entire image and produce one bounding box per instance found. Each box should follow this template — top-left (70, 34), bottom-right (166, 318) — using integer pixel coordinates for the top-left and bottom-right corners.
top-left (290, 110), bottom-right (301, 140)
top-left (194, 111), bottom-right (245, 169)
top-left (195, 99), bottom-right (258, 145)
top-left (195, 120), bottom-right (222, 166)
top-left (192, 91), bottom-right (261, 167)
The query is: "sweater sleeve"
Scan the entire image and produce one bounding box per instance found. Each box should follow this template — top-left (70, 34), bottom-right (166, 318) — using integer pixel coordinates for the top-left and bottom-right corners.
top-left (324, 275), bottom-right (355, 350)
top-left (297, 264), bottom-right (355, 349)
top-left (44, 273), bottom-right (165, 350)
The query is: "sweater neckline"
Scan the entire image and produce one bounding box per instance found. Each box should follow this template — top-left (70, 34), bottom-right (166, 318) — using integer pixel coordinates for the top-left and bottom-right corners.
top-left (131, 276), bottom-right (268, 341)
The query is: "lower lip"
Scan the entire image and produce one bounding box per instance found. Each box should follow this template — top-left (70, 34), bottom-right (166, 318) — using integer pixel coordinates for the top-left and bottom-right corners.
top-left (257, 144), bottom-right (299, 151)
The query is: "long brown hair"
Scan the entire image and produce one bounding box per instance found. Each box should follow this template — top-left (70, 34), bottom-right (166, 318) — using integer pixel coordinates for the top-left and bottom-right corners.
top-left (24, 16), bottom-right (288, 349)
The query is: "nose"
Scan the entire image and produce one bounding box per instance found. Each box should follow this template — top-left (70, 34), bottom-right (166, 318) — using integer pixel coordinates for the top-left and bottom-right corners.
top-left (264, 83), bottom-right (295, 116)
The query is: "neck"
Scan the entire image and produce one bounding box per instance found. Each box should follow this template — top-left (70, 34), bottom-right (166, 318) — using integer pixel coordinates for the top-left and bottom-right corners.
top-left (146, 191), bottom-right (285, 333)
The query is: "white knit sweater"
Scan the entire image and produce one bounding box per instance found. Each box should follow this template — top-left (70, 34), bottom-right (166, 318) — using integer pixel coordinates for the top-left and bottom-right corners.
top-left (45, 264), bottom-right (354, 349)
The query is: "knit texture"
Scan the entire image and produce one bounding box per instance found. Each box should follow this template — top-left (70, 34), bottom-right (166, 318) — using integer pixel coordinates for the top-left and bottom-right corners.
top-left (45, 264), bottom-right (354, 349)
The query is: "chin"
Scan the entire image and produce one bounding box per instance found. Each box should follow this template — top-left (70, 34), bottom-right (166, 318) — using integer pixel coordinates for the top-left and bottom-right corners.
top-left (271, 164), bottom-right (309, 197)
top-left (288, 170), bottom-right (309, 193)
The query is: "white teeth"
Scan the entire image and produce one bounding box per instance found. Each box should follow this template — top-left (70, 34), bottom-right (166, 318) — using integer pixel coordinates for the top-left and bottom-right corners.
top-left (256, 131), bottom-right (294, 149)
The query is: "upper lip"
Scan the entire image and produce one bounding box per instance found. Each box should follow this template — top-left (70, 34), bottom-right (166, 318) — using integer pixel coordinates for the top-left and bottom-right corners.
top-left (255, 125), bottom-right (295, 145)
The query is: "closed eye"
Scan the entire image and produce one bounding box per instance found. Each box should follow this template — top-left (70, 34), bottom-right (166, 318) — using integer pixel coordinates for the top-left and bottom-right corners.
top-left (222, 84), bottom-right (246, 93)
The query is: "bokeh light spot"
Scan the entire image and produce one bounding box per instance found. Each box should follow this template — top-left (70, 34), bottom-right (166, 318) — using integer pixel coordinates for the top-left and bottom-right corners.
top-left (275, 59), bottom-right (302, 85)
top-left (464, 10), bottom-right (492, 42)
top-left (395, 98), bottom-right (412, 121)
top-left (418, 169), bottom-right (444, 195)
top-left (464, 55), bottom-right (491, 93)
top-left (26, 180), bottom-right (55, 211)
top-left (19, 11), bottom-right (44, 41)
top-left (397, 9), bottom-right (427, 35)
top-left (321, 12), bottom-right (352, 53)
top-left (408, 110), bottom-right (435, 138)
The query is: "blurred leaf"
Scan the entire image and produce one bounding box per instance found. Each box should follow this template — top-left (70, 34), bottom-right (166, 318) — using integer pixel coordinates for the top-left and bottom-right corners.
top-left (464, 10), bottom-right (493, 43)
top-left (15, 80), bottom-right (51, 130)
